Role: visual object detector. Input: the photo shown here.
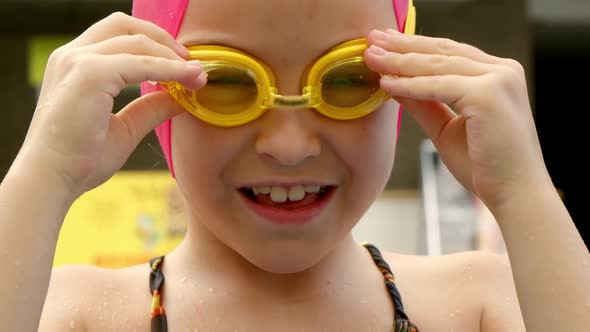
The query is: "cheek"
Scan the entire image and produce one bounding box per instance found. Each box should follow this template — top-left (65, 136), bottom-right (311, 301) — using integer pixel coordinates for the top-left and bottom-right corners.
top-left (341, 101), bottom-right (399, 180)
top-left (331, 100), bottom-right (399, 221)
top-left (170, 115), bottom-right (237, 203)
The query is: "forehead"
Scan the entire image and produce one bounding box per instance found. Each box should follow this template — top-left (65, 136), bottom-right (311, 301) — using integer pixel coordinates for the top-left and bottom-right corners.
top-left (177, 0), bottom-right (397, 65)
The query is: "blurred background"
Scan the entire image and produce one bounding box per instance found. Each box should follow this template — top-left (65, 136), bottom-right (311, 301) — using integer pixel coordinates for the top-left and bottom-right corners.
top-left (0, 0), bottom-right (588, 267)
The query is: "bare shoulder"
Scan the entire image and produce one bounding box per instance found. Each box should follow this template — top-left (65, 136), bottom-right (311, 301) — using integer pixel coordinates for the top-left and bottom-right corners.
top-left (384, 249), bottom-right (513, 277)
top-left (39, 263), bottom-right (152, 332)
top-left (380, 250), bottom-right (524, 331)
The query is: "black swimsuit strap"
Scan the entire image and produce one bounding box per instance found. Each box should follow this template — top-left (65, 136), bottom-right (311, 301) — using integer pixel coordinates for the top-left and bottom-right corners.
top-left (362, 243), bottom-right (419, 332)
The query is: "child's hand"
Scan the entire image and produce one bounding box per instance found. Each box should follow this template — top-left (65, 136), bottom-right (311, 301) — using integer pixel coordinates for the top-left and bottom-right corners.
top-left (17, 12), bottom-right (206, 197)
top-left (365, 29), bottom-right (551, 211)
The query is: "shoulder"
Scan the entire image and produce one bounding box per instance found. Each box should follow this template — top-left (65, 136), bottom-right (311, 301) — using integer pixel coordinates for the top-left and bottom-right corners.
top-left (381, 250), bottom-right (525, 331)
top-left (381, 250), bottom-right (512, 299)
top-left (39, 263), bottom-right (151, 331)
top-left (382, 249), bottom-right (513, 286)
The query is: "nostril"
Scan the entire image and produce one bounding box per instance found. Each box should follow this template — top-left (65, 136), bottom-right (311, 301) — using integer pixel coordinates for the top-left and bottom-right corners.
top-left (255, 126), bottom-right (321, 167)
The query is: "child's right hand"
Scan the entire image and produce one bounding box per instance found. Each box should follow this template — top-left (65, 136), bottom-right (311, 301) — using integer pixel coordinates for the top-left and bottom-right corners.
top-left (16, 12), bottom-right (206, 198)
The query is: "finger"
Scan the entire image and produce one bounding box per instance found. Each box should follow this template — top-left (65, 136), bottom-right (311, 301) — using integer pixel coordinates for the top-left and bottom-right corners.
top-left (380, 75), bottom-right (473, 110)
top-left (70, 12), bottom-right (188, 58)
top-left (365, 45), bottom-right (494, 77)
top-left (395, 97), bottom-right (456, 142)
top-left (78, 34), bottom-right (187, 61)
top-left (368, 29), bottom-right (504, 65)
top-left (365, 45), bottom-right (492, 78)
top-left (115, 90), bottom-right (184, 150)
top-left (85, 54), bottom-right (207, 94)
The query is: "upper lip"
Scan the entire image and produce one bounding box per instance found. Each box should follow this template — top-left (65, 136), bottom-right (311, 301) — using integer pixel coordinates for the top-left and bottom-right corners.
top-left (237, 180), bottom-right (338, 189)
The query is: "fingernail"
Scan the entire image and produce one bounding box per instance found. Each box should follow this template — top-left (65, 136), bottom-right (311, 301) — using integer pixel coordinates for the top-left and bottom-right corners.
top-left (372, 29), bottom-right (387, 41)
top-left (176, 43), bottom-right (190, 57)
top-left (196, 70), bottom-right (208, 84)
top-left (382, 75), bottom-right (397, 82)
top-left (369, 45), bottom-right (387, 56)
top-left (186, 60), bottom-right (202, 68)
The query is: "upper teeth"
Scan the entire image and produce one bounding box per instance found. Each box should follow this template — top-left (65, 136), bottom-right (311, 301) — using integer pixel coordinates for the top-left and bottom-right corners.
top-left (251, 185), bottom-right (322, 203)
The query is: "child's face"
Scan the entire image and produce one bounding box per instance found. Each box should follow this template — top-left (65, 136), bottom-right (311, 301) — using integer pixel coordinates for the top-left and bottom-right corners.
top-left (172, 0), bottom-right (399, 273)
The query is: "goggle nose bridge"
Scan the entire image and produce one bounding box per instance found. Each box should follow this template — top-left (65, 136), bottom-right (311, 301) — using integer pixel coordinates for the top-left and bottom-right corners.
top-left (266, 86), bottom-right (320, 109)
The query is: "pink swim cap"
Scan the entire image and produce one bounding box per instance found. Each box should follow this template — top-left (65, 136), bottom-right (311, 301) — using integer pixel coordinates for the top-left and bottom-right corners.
top-left (132, 0), bottom-right (409, 177)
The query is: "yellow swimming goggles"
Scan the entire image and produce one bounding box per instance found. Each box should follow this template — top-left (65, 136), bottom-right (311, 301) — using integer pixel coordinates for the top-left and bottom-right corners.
top-left (161, 8), bottom-right (416, 127)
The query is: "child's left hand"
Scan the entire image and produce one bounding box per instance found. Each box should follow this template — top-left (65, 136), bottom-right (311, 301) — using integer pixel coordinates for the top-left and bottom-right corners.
top-left (365, 29), bottom-right (552, 212)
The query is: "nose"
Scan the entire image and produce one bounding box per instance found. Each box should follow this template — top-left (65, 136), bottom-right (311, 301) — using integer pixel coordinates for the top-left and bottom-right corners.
top-left (255, 108), bottom-right (321, 167)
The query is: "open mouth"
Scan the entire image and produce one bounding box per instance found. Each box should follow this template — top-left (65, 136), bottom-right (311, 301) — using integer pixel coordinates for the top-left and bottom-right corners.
top-left (238, 186), bottom-right (336, 210)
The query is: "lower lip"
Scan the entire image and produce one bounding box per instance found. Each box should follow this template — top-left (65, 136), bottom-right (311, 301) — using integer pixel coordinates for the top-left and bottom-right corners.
top-left (239, 188), bottom-right (336, 225)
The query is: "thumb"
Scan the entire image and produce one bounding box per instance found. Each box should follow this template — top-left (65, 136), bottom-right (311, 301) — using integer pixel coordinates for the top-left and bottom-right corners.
top-left (397, 96), bottom-right (474, 192)
top-left (395, 97), bottom-right (455, 143)
top-left (115, 90), bottom-right (184, 148)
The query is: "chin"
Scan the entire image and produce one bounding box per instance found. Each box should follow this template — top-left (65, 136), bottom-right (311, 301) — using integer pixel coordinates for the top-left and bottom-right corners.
top-left (237, 240), bottom-right (329, 274)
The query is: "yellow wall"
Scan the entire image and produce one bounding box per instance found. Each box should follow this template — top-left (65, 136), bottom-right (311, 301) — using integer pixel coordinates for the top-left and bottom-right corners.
top-left (54, 171), bottom-right (186, 268)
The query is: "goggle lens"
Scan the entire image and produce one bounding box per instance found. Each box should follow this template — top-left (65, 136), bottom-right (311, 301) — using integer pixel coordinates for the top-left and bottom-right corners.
top-left (197, 66), bottom-right (258, 114)
top-left (320, 61), bottom-right (381, 108)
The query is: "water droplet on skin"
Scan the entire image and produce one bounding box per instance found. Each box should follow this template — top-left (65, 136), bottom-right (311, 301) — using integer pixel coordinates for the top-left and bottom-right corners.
top-left (69, 320), bottom-right (76, 329)
top-left (449, 312), bottom-right (455, 318)
top-left (528, 235), bottom-right (535, 241)
top-left (14, 259), bottom-right (23, 266)
top-left (181, 276), bottom-right (187, 283)
top-left (209, 287), bottom-right (214, 293)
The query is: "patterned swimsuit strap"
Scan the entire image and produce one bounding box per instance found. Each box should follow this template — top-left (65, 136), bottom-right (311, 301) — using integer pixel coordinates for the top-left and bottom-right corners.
top-left (149, 256), bottom-right (168, 332)
top-left (362, 243), bottom-right (419, 332)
